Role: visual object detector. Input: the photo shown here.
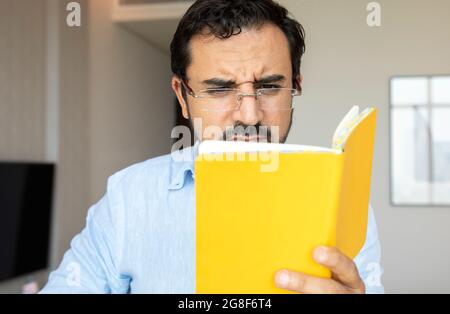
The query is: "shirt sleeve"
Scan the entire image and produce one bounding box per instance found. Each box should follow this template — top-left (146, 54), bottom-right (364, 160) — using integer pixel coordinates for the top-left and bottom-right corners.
top-left (39, 192), bottom-right (130, 294)
top-left (353, 204), bottom-right (385, 294)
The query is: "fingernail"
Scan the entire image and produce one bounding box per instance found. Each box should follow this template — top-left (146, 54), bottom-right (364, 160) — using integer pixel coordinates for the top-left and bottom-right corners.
top-left (314, 246), bottom-right (328, 263)
top-left (275, 270), bottom-right (290, 288)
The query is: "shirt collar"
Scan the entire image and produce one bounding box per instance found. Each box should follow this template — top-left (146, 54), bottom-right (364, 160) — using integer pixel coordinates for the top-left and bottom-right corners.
top-left (168, 141), bottom-right (200, 190)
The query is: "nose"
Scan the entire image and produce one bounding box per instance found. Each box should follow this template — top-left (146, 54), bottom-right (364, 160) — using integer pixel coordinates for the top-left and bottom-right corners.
top-left (232, 90), bottom-right (264, 126)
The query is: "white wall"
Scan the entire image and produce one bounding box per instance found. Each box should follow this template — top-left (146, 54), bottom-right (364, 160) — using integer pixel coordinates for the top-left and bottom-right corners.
top-left (0, 0), bottom-right (174, 293)
top-left (0, 0), bottom-right (48, 293)
top-left (0, 0), bottom-right (47, 161)
top-left (88, 0), bottom-right (174, 203)
top-left (0, 0), bottom-right (90, 293)
top-left (280, 0), bottom-right (450, 293)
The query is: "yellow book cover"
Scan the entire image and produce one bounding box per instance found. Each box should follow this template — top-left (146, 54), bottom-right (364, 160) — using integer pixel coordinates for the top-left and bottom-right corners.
top-left (195, 107), bottom-right (377, 294)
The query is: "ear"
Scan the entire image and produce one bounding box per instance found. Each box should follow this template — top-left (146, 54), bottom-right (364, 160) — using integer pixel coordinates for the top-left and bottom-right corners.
top-left (171, 76), bottom-right (190, 119)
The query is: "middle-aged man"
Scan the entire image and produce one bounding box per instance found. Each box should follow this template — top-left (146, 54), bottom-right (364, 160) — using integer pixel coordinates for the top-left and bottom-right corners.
top-left (41, 0), bottom-right (384, 293)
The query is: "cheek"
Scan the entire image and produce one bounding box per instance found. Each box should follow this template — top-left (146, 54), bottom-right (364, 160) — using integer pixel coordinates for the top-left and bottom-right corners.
top-left (263, 110), bottom-right (292, 134)
top-left (189, 107), bottom-right (235, 139)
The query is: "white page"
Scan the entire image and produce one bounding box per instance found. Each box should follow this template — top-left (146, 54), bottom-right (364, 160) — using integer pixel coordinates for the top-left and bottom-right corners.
top-left (199, 140), bottom-right (340, 155)
top-left (332, 106), bottom-right (360, 146)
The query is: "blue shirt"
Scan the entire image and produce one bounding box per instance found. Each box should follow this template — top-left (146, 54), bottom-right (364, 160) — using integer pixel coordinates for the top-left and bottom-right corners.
top-left (40, 143), bottom-right (384, 294)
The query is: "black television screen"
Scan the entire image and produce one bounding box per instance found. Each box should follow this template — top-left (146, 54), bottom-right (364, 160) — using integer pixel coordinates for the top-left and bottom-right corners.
top-left (0, 162), bottom-right (55, 282)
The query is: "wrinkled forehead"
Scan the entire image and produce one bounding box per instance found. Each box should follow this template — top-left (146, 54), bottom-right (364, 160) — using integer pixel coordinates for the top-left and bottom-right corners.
top-left (186, 23), bottom-right (292, 84)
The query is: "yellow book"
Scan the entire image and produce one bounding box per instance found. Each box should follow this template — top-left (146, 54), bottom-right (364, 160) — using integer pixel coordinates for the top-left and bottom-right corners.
top-left (195, 106), bottom-right (377, 294)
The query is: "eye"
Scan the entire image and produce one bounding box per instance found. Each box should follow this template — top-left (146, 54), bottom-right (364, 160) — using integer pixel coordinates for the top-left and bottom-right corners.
top-left (258, 84), bottom-right (281, 89)
top-left (205, 89), bottom-right (233, 97)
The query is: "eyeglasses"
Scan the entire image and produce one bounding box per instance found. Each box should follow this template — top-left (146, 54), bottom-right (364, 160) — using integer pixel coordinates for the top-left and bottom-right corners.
top-left (181, 80), bottom-right (301, 112)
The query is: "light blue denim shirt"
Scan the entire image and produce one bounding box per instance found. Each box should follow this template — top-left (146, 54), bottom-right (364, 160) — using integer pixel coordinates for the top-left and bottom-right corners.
top-left (40, 143), bottom-right (384, 294)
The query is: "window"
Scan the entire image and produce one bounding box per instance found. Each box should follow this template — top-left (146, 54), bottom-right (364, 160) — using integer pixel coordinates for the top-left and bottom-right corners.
top-left (390, 75), bottom-right (450, 206)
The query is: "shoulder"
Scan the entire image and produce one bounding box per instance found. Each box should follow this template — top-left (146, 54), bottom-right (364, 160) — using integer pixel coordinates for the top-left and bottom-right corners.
top-left (87, 153), bottom-right (175, 225)
top-left (107, 153), bottom-right (173, 192)
top-left (104, 144), bottom-right (197, 197)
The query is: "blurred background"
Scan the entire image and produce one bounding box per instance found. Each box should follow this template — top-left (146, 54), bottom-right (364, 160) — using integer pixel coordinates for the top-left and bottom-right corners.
top-left (0, 0), bottom-right (449, 293)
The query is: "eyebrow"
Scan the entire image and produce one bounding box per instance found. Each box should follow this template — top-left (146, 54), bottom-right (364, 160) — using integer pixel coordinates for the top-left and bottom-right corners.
top-left (201, 74), bottom-right (286, 88)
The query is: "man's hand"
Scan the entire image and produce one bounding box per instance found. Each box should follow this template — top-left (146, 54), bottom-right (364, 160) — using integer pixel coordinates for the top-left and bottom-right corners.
top-left (274, 246), bottom-right (365, 294)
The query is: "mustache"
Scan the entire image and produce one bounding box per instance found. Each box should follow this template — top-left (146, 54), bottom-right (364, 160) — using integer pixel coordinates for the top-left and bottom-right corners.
top-left (222, 123), bottom-right (276, 142)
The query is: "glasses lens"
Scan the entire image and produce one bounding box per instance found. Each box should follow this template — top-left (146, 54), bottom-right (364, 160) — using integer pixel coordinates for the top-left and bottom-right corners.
top-left (259, 88), bottom-right (295, 111)
top-left (198, 89), bottom-right (238, 112)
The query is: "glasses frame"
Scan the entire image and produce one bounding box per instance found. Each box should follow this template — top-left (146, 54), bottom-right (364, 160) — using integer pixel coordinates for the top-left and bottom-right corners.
top-left (181, 79), bottom-right (302, 111)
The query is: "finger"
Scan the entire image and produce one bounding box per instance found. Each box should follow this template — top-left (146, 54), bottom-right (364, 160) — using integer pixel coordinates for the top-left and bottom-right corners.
top-left (313, 246), bottom-right (364, 291)
top-left (274, 269), bottom-right (348, 294)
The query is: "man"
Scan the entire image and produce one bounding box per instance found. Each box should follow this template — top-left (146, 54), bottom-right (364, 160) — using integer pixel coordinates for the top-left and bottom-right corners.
top-left (41, 0), bottom-right (384, 293)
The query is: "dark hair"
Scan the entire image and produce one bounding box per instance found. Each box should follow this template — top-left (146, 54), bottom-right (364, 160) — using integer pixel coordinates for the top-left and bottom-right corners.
top-left (170, 0), bottom-right (306, 87)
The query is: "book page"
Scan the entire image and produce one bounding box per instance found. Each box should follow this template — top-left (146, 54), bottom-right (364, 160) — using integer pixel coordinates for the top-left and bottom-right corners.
top-left (332, 107), bottom-right (375, 150)
top-left (198, 140), bottom-right (339, 155)
top-left (332, 106), bottom-right (360, 149)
